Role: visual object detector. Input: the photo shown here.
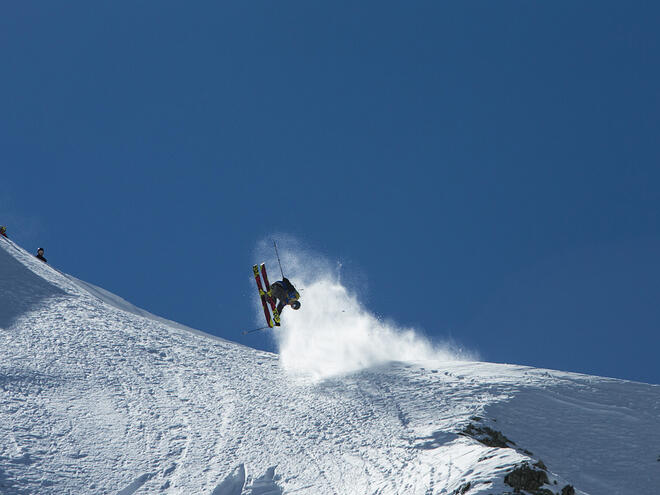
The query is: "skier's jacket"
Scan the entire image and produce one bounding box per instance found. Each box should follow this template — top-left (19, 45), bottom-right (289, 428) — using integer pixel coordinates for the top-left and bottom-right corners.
top-left (0, 226), bottom-right (6, 238)
top-left (270, 278), bottom-right (300, 313)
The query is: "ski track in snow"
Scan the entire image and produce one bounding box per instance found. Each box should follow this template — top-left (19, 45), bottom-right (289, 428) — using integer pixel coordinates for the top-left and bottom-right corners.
top-left (1, 237), bottom-right (659, 495)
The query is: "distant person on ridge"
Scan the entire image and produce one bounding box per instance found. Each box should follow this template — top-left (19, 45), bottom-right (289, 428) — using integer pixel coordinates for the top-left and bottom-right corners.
top-left (0, 226), bottom-right (7, 238)
top-left (36, 248), bottom-right (47, 263)
top-left (269, 277), bottom-right (301, 315)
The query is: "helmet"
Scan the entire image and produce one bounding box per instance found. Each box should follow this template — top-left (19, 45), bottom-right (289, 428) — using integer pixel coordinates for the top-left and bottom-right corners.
top-left (290, 300), bottom-right (301, 310)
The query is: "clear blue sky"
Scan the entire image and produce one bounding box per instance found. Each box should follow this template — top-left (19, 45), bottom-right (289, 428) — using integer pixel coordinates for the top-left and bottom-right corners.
top-left (2, 2), bottom-right (659, 384)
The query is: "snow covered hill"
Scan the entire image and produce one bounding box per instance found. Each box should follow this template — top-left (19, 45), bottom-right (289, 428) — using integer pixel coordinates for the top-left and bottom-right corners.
top-left (1, 236), bottom-right (659, 495)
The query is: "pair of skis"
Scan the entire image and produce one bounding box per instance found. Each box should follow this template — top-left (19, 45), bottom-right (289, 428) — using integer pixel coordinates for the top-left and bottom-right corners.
top-left (252, 263), bottom-right (280, 329)
top-left (243, 241), bottom-right (285, 335)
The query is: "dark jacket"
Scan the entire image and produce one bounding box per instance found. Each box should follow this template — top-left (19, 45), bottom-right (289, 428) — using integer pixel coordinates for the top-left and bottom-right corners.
top-left (36, 254), bottom-right (47, 263)
top-left (270, 278), bottom-right (299, 314)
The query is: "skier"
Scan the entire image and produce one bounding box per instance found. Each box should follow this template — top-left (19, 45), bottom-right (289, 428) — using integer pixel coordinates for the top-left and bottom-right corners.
top-left (36, 248), bottom-right (47, 263)
top-left (0, 226), bottom-right (7, 238)
top-left (269, 277), bottom-right (301, 315)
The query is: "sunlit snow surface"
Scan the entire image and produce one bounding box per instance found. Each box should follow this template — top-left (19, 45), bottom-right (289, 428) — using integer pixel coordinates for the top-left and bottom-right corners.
top-left (1, 237), bottom-right (659, 495)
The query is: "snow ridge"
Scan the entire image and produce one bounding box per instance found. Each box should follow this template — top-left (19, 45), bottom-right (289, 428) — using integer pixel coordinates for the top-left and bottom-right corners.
top-left (1, 236), bottom-right (659, 495)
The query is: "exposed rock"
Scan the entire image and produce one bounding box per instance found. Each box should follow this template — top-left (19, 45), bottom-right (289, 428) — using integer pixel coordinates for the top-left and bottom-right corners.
top-left (462, 423), bottom-right (514, 448)
top-left (561, 485), bottom-right (576, 495)
top-left (462, 423), bottom-right (578, 495)
top-left (504, 462), bottom-right (549, 492)
top-left (453, 481), bottom-right (471, 494)
top-left (535, 489), bottom-right (555, 495)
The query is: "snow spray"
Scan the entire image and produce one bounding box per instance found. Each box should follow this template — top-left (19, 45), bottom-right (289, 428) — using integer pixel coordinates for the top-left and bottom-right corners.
top-left (255, 238), bottom-right (474, 380)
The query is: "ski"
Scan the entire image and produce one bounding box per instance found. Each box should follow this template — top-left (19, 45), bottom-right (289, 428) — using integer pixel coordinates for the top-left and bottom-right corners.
top-left (253, 264), bottom-right (273, 328)
top-left (260, 263), bottom-right (281, 326)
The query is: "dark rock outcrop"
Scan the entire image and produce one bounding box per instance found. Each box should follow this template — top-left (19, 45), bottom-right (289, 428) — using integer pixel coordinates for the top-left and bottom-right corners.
top-left (452, 481), bottom-right (471, 494)
top-left (461, 423), bottom-right (514, 448)
top-left (504, 462), bottom-right (549, 492)
top-left (462, 420), bottom-right (580, 495)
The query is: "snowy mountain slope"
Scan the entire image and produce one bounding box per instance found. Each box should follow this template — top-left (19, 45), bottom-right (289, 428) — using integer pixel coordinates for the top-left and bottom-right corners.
top-left (1, 237), bottom-right (659, 495)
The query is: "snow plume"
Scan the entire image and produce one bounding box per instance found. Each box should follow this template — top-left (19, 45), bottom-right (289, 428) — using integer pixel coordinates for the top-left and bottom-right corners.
top-left (255, 238), bottom-right (474, 380)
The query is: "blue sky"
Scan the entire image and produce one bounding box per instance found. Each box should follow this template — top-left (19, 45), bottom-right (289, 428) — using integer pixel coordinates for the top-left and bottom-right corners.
top-left (2, 2), bottom-right (659, 384)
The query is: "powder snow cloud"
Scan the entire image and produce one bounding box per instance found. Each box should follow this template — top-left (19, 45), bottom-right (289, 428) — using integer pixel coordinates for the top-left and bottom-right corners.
top-left (255, 237), bottom-right (476, 380)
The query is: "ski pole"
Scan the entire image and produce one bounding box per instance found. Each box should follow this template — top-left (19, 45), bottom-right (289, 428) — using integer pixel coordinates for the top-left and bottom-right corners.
top-left (273, 240), bottom-right (284, 279)
top-left (242, 325), bottom-right (270, 335)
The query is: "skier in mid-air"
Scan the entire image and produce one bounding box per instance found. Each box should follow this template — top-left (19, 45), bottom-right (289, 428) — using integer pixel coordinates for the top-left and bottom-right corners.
top-left (248, 242), bottom-right (301, 332)
top-left (269, 277), bottom-right (301, 315)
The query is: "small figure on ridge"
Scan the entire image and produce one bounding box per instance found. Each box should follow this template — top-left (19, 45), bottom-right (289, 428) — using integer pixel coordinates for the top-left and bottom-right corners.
top-left (36, 248), bottom-right (47, 263)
